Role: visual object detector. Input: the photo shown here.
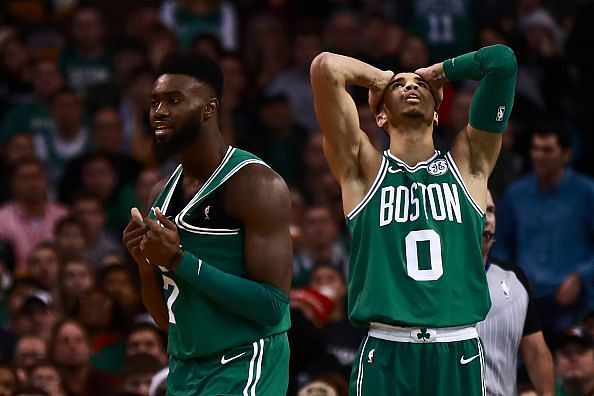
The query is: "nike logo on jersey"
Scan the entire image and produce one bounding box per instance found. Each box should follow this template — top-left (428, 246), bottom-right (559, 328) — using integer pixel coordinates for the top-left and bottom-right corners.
top-left (221, 352), bottom-right (246, 365)
top-left (459, 354), bottom-right (480, 365)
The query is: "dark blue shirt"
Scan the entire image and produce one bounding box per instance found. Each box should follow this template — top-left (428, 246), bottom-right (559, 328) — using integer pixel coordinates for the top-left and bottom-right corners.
top-left (493, 170), bottom-right (594, 303)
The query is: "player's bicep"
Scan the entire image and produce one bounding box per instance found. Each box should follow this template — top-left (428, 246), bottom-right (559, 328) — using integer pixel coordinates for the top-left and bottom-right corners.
top-left (311, 62), bottom-right (366, 180)
top-left (231, 168), bottom-right (292, 293)
top-left (451, 125), bottom-right (502, 177)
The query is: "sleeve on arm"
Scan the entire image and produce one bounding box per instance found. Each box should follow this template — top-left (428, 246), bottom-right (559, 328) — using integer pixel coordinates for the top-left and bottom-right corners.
top-left (174, 251), bottom-right (289, 327)
top-left (443, 45), bottom-right (518, 133)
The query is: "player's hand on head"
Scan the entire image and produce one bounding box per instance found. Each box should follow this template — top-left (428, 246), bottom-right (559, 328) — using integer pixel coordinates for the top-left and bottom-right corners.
top-left (140, 207), bottom-right (181, 267)
top-left (123, 207), bottom-right (147, 262)
top-left (368, 70), bottom-right (396, 114)
top-left (415, 63), bottom-right (446, 109)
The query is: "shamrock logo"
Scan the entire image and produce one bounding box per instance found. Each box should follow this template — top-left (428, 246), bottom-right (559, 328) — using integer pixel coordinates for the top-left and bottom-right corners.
top-left (417, 328), bottom-right (431, 341)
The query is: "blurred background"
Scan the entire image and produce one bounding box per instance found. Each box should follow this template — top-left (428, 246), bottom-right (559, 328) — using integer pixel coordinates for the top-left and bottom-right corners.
top-left (0, 0), bottom-right (592, 395)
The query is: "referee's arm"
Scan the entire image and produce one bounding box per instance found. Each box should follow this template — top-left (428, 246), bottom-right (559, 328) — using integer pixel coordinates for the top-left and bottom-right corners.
top-left (517, 263), bottom-right (555, 396)
top-left (520, 332), bottom-right (555, 396)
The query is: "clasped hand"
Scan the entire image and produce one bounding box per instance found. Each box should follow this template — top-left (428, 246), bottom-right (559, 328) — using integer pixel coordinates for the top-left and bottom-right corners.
top-left (123, 207), bottom-right (180, 269)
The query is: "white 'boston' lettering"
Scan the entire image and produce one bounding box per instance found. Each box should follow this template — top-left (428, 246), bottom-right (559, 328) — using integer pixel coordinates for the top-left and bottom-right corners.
top-left (394, 186), bottom-right (409, 222)
top-left (443, 183), bottom-right (462, 223)
top-left (379, 183), bottom-right (463, 225)
top-left (427, 184), bottom-right (446, 221)
top-left (380, 186), bottom-right (395, 227)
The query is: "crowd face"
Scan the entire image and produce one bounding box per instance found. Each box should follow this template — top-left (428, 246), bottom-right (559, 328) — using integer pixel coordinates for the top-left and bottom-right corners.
top-left (530, 134), bottom-right (570, 180)
top-left (310, 266), bottom-right (347, 302)
top-left (126, 328), bottom-right (167, 365)
top-left (556, 344), bottom-right (594, 384)
top-left (14, 336), bottom-right (47, 373)
top-left (61, 260), bottom-right (94, 299)
top-left (12, 163), bottom-right (47, 206)
top-left (92, 108), bottom-right (124, 153)
top-left (71, 8), bottom-right (106, 52)
top-left (28, 246), bottom-right (60, 289)
top-left (30, 364), bottom-right (64, 396)
top-left (52, 321), bottom-right (91, 369)
top-left (52, 92), bottom-right (82, 137)
top-left (0, 366), bottom-right (16, 396)
top-left (302, 207), bottom-right (338, 249)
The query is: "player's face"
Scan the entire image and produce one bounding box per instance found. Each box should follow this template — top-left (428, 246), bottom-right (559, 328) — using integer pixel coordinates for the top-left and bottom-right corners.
top-left (380, 72), bottom-right (435, 125)
top-left (150, 74), bottom-right (213, 158)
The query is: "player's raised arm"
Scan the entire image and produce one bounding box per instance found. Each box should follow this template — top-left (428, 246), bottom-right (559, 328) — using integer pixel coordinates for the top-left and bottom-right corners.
top-left (310, 52), bottom-right (392, 184)
top-left (417, 45), bottom-right (517, 208)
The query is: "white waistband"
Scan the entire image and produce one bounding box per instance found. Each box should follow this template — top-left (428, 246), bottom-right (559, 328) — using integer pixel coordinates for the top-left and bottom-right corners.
top-left (369, 322), bottom-right (478, 343)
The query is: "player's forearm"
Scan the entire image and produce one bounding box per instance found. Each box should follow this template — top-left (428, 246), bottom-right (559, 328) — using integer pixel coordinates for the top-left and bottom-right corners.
top-left (138, 260), bottom-right (169, 331)
top-left (443, 45), bottom-right (518, 133)
top-left (311, 52), bottom-right (386, 91)
top-left (521, 334), bottom-right (555, 396)
top-left (174, 251), bottom-right (289, 326)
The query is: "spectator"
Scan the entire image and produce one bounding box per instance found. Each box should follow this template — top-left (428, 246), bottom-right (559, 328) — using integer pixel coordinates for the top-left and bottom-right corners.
top-left (267, 27), bottom-right (323, 132)
top-left (99, 264), bottom-right (144, 322)
top-left (159, 0), bottom-right (238, 51)
top-left (0, 363), bottom-right (18, 396)
top-left (0, 59), bottom-right (64, 145)
top-left (191, 33), bottom-right (223, 61)
top-left (13, 336), bottom-right (47, 383)
top-left (125, 323), bottom-right (168, 366)
top-left (310, 264), bottom-right (366, 380)
top-left (18, 291), bottom-right (59, 342)
top-left (120, 353), bottom-right (164, 396)
top-left (36, 89), bottom-right (92, 185)
top-left (323, 9), bottom-right (360, 57)
top-left (494, 128), bottom-right (594, 337)
top-left (244, 94), bottom-right (308, 186)
top-left (75, 288), bottom-right (126, 374)
top-left (0, 159), bottom-right (67, 273)
top-left (554, 327), bottom-right (594, 396)
top-left (0, 35), bottom-right (33, 115)
top-left (29, 362), bottom-right (68, 396)
top-left (60, 7), bottom-right (113, 95)
top-left (49, 319), bottom-right (121, 396)
top-left (297, 372), bottom-right (349, 396)
top-left (70, 194), bottom-right (122, 266)
top-left (59, 257), bottom-right (94, 317)
top-left (0, 132), bottom-right (36, 204)
top-left (26, 243), bottom-right (61, 297)
top-left (292, 206), bottom-right (348, 287)
top-left (53, 217), bottom-right (86, 260)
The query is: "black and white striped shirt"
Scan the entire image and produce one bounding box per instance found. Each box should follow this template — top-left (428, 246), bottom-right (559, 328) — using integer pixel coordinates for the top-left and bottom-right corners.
top-left (477, 258), bottom-right (541, 396)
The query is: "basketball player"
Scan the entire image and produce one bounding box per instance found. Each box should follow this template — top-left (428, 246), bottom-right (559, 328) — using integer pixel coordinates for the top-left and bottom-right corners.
top-left (122, 51), bottom-right (292, 395)
top-left (310, 44), bottom-right (517, 395)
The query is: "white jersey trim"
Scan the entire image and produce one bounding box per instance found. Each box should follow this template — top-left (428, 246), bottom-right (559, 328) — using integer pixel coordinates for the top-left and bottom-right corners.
top-left (176, 158), bottom-right (268, 234)
top-left (385, 150), bottom-right (439, 171)
top-left (159, 164), bottom-right (183, 215)
top-left (346, 157), bottom-right (389, 220)
top-left (445, 152), bottom-right (485, 216)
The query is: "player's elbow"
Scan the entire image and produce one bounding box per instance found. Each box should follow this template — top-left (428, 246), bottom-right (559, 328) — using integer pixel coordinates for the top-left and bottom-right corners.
top-left (311, 52), bottom-right (341, 82)
top-left (484, 45), bottom-right (517, 77)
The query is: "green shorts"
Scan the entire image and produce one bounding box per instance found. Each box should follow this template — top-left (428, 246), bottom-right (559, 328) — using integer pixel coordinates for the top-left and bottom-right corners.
top-left (349, 324), bottom-right (485, 396)
top-left (167, 333), bottom-right (289, 396)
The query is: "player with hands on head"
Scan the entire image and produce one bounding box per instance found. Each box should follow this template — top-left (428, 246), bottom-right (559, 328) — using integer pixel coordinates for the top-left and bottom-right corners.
top-left (311, 43), bottom-right (517, 395)
top-left (122, 50), bottom-right (292, 396)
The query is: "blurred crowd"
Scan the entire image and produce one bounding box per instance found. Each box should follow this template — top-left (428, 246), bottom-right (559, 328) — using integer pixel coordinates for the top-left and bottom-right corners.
top-left (0, 0), bottom-right (593, 395)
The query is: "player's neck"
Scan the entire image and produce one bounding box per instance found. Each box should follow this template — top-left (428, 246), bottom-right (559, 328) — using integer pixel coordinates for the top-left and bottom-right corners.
top-left (387, 125), bottom-right (435, 167)
top-left (179, 126), bottom-right (228, 181)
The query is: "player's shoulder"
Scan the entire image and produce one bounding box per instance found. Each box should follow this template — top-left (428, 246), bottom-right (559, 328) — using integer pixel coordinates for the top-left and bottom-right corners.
top-left (227, 162), bottom-right (290, 205)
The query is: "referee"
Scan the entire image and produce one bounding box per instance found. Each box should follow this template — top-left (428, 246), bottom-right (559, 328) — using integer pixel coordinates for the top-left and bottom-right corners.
top-left (477, 190), bottom-right (555, 396)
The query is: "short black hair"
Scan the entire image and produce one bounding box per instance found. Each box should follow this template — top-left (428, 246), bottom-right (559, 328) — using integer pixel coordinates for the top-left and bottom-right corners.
top-left (532, 124), bottom-right (571, 150)
top-left (157, 50), bottom-right (224, 101)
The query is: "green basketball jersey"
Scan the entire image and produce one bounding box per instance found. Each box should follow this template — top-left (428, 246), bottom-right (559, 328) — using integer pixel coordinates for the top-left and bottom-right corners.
top-left (150, 147), bottom-right (291, 359)
top-left (345, 150), bottom-right (491, 328)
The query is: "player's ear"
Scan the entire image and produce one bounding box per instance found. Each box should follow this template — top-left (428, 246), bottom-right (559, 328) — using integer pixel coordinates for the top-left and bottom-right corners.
top-left (203, 98), bottom-right (218, 120)
top-left (376, 111), bottom-right (388, 128)
top-left (433, 111), bottom-right (439, 126)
